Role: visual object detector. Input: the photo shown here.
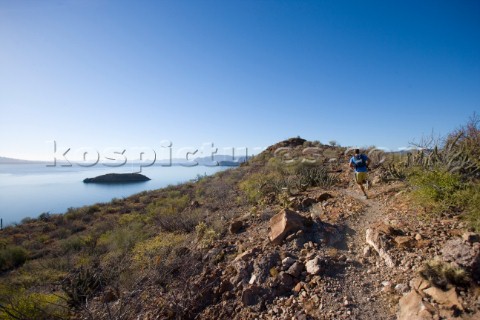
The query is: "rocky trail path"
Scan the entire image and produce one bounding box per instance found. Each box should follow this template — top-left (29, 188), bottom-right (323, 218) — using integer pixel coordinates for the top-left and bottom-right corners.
top-left (193, 181), bottom-right (478, 320)
top-left (322, 188), bottom-right (397, 319)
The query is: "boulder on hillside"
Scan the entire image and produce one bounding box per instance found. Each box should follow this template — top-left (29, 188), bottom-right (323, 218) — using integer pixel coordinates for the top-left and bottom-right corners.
top-left (441, 238), bottom-right (480, 280)
top-left (398, 277), bottom-right (465, 320)
top-left (269, 209), bottom-right (305, 245)
top-left (423, 287), bottom-right (463, 311)
top-left (397, 289), bottom-right (436, 320)
top-left (229, 220), bottom-right (244, 234)
top-left (366, 228), bottom-right (395, 267)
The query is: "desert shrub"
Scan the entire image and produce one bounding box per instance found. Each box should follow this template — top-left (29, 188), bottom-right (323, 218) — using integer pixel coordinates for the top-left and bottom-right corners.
top-left (50, 227), bottom-right (72, 240)
top-left (11, 258), bottom-right (69, 287)
top-left (38, 212), bottom-right (51, 221)
top-left (0, 239), bottom-right (8, 250)
top-left (90, 218), bottom-right (116, 238)
top-left (22, 238), bottom-right (44, 251)
top-left (0, 287), bottom-right (69, 320)
top-left (156, 191), bottom-right (190, 212)
top-left (446, 113), bottom-right (480, 169)
top-left (455, 184), bottom-right (480, 231)
top-left (37, 234), bottom-right (50, 244)
top-left (293, 162), bottom-right (337, 189)
top-left (238, 172), bottom-right (281, 204)
top-left (64, 207), bottom-right (83, 220)
top-left (419, 260), bottom-right (470, 289)
top-left (59, 236), bottom-right (87, 254)
top-left (195, 222), bottom-right (219, 249)
top-left (68, 220), bottom-right (87, 233)
top-left (41, 222), bottom-right (56, 233)
top-left (328, 140), bottom-right (338, 147)
top-left (20, 217), bottom-right (33, 224)
top-left (86, 204), bottom-right (101, 215)
top-left (197, 174), bottom-right (238, 205)
top-left (0, 246), bottom-right (28, 271)
top-left (132, 233), bottom-right (186, 269)
top-left (409, 167), bottom-right (480, 230)
top-left (277, 189), bottom-right (292, 208)
top-left (96, 221), bottom-right (148, 258)
top-left (147, 192), bottom-right (200, 232)
top-left (408, 169), bottom-right (463, 214)
top-left (239, 159), bottom-right (338, 205)
top-left (62, 265), bottom-right (105, 308)
top-left (118, 212), bottom-right (147, 226)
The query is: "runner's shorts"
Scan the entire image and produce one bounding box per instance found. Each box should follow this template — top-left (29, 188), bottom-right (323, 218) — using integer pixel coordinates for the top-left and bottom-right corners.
top-left (355, 172), bottom-right (368, 184)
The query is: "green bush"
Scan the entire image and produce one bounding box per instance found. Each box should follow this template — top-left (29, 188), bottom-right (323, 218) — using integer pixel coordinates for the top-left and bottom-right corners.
top-left (195, 222), bottom-right (219, 249)
top-left (97, 221), bottom-right (147, 256)
top-left (293, 162), bottom-right (337, 189)
top-left (61, 266), bottom-right (104, 308)
top-left (408, 167), bottom-right (480, 230)
top-left (239, 160), bottom-right (338, 205)
top-left (0, 246), bottom-right (28, 271)
top-left (446, 113), bottom-right (480, 170)
top-left (59, 236), bottom-right (87, 254)
top-left (408, 169), bottom-right (463, 213)
top-left (147, 192), bottom-right (200, 232)
top-left (456, 184), bottom-right (480, 231)
top-left (0, 287), bottom-right (69, 320)
top-left (238, 172), bottom-right (281, 204)
top-left (132, 233), bottom-right (186, 268)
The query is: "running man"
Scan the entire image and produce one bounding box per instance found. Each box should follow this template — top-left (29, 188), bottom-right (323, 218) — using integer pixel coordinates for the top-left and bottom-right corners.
top-left (349, 149), bottom-right (370, 199)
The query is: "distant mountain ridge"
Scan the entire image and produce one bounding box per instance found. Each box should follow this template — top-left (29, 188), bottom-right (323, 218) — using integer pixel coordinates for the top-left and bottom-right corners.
top-left (0, 156), bottom-right (47, 164)
top-left (0, 154), bottom-right (246, 166)
top-left (194, 154), bottom-right (248, 166)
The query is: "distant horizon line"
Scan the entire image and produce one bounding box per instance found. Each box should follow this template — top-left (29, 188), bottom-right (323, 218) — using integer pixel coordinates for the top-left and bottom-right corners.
top-left (0, 154), bottom-right (251, 164)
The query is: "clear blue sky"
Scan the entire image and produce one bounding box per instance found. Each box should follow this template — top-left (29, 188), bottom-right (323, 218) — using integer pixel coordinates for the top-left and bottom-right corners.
top-left (1, 0), bottom-right (479, 161)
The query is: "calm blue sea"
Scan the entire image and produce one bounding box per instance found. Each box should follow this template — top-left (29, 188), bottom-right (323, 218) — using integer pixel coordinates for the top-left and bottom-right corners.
top-left (0, 163), bottom-right (229, 226)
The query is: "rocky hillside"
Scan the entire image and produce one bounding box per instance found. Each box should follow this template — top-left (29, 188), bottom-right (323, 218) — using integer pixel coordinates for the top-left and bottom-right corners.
top-left (0, 134), bottom-right (479, 319)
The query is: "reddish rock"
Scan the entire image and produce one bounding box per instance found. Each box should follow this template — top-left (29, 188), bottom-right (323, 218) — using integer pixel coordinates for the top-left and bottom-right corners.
top-left (394, 236), bottom-right (415, 249)
top-left (410, 277), bottom-right (431, 292)
top-left (397, 290), bottom-right (436, 320)
top-left (268, 209), bottom-right (304, 245)
top-left (233, 247), bottom-right (259, 262)
top-left (293, 282), bottom-right (304, 293)
top-left (375, 223), bottom-right (396, 236)
top-left (423, 287), bottom-right (463, 311)
top-left (415, 239), bottom-right (433, 249)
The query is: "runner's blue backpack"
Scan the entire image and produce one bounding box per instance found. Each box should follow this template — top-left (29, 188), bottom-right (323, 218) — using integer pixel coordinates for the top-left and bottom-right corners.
top-left (353, 155), bottom-right (366, 169)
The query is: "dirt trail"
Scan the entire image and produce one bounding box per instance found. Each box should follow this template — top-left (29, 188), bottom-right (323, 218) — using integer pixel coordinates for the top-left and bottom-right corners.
top-left (332, 188), bottom-right (397, 319)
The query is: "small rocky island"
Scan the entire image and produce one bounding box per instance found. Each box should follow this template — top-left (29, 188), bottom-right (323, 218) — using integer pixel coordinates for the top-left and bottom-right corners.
top-left (83, 173), bottom-right (151, 184)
